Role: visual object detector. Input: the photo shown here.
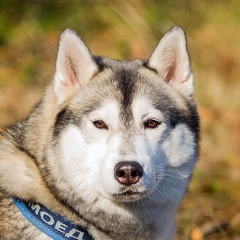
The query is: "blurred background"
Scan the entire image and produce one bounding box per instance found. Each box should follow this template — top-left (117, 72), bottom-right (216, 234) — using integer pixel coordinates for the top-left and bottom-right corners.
top-left (0, 0), bottom-right (239, 239)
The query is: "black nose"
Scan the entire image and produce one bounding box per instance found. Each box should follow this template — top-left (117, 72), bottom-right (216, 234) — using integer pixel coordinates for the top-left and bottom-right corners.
top-left (114, 161), bottom-right (143, 185)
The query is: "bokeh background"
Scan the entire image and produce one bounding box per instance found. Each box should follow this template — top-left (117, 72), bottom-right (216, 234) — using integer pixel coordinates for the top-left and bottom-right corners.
top-left (0, 1), bottom-right (239, 239)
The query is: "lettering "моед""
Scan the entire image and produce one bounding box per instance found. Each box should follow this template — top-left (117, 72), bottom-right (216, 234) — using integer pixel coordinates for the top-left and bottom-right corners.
top-left (30, 202), bottom-right (85, 240)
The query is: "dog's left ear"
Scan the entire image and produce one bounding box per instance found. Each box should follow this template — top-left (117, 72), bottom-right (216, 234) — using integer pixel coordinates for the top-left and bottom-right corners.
top-left (148, 26), bottom-right (194, 97)
top-left (54, 29), bottom-right (98, 105)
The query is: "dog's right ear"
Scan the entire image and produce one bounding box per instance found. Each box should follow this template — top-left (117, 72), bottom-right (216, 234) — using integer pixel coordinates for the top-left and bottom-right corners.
top-left (53, 29), bottom-right (98, 105)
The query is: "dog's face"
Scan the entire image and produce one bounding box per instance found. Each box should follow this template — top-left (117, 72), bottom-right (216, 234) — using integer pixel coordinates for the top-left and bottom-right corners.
top-left (45, 28), bottom-right (199, 207)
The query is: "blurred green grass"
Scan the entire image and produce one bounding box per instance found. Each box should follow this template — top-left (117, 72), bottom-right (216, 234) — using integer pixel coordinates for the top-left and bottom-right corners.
top-left (0, 1), bottom-right (240, 239)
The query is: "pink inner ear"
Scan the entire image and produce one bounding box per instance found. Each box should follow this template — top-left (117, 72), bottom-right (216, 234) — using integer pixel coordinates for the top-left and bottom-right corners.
top-left (66, 56), bottom-right (82, 87)
top-left (164, 64), bottom-right (176, 83)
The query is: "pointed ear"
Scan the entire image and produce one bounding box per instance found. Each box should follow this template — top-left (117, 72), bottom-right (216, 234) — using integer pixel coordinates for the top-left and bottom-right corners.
top-left (54, 29), bottom-right (98, 104)
top-left (148, 26), bottom-right (194, 97)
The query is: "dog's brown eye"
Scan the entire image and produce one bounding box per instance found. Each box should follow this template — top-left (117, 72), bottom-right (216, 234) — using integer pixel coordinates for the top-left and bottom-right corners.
top-left (144, 119), bottom-right (161, 129)
top-left (93, 120), bottom-right (108, 129)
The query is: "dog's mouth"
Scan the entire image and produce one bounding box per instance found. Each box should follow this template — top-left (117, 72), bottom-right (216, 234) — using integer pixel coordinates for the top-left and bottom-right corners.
top-left (113, 189), bottom-right (148, 202)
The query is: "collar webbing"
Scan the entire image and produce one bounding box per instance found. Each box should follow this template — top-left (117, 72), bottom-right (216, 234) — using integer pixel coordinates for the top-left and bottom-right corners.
top-left (13, 197), bottom-right (93, 240)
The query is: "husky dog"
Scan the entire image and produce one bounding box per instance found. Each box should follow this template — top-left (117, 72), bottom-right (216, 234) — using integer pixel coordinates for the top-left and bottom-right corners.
top-left (0, 26), bottom-right (199, 239)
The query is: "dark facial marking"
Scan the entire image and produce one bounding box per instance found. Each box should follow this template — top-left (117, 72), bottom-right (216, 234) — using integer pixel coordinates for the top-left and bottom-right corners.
top-left (117, 70), bottom-right (135, 110)
top-left (53, 108), bottom-right (79, 136)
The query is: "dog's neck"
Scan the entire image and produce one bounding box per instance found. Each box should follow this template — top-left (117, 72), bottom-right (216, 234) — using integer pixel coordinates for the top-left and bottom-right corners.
top-left (13, 197), bottom-right (93, 240)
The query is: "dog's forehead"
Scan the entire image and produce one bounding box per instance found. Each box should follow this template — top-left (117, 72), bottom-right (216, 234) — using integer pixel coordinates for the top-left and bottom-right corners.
top-left (102, 62), bottom-right (175, 112)
top-left (92, 58), bottom-right (165, 103)
top-left (72, 58), bottom-right (184, 118)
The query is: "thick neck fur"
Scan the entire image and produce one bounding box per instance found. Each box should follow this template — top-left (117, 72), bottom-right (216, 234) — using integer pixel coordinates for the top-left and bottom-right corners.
top-left (0, 87), bottom-right (92, 231)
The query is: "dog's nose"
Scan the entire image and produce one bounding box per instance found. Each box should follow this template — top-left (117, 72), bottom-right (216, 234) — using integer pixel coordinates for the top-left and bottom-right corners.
top-left (114, 161), bottom-right (143, 185)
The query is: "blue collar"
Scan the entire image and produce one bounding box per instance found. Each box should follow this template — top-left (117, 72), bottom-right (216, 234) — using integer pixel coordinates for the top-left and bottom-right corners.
top-left (13, 197), bottom-right (94, 240)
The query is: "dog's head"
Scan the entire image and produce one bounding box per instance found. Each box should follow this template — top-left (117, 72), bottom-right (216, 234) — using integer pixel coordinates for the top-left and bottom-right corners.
top-left (45, 27), bottom-right (199, 207)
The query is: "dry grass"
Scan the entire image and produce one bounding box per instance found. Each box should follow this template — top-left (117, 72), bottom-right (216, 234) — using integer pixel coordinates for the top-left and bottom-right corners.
top-left (0, 1), bottom-right (239, 239)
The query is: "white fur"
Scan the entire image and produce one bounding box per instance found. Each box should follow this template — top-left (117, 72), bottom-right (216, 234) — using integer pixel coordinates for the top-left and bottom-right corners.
top-left (58, 97), bottom-right (195, 210)
top-left (162, 124), bottom-right (196, 168)
top-left (59, 102), bottom-right (120, 203)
